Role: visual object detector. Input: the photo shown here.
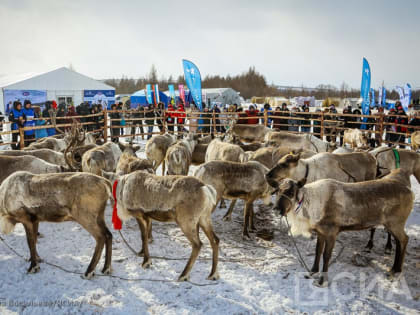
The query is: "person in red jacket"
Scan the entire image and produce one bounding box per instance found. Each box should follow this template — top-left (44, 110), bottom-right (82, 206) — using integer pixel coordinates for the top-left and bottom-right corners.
top-left (245, 105), bottom-right (259, 124)
top-left (165, 103), bottom-right (175, 133)
top-left (177, 102), bottom-right (186, 137)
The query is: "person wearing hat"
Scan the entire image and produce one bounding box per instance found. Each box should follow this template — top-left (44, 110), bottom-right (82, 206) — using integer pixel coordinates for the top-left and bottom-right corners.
top-left (385, 107), bottom-right (398, 146)
top-left (22, 100), bottom-right (35, 147)
top-left (396, 103), bottom-right (408, 148)
top-left (8, 101), bottom-right (26, 149)
top-left (109, 104), bottom-right (121, 143)
top-left (245, 105), bottom-right (259, 125)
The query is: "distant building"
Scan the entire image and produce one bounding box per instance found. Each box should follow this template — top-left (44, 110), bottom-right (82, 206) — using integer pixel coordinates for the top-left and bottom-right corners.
top-left (0, 67), bottom-right (115, 113)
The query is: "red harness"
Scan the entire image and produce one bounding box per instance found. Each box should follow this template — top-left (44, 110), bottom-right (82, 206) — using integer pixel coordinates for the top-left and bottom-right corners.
top-left (112, 180), bottom-right (122, 230)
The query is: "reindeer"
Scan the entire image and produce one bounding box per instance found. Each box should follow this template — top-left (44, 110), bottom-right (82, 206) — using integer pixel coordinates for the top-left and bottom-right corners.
top-left (273, 169), bottom-right (413, 287)
top-left (114, 171), bottom-right (219, 281)
top-left (0, 148), bottom-right (67, 167)
top-left (0, 172), bottom-right (113, 278)
top-left (145, 133), bottom-right (177, 175)
top-left (165, 134), bottom-right (197, 175)
top-left (194, 160), bottom-right (274, 238)
top-left (265, 131), bottom-right (337, 152)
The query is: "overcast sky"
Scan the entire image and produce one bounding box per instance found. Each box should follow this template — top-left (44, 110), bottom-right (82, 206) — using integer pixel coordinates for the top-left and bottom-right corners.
top-left (1, 0), bottom-right (419, 89)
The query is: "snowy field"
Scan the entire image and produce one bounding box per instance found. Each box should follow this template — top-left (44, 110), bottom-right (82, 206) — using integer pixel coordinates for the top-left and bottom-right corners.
top-left (0, 139), bottom-right (419, 314)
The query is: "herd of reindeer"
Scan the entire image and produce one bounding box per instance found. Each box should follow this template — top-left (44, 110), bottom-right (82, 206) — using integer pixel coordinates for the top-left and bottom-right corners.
top-left (0, 120), bottom-right (418, 287)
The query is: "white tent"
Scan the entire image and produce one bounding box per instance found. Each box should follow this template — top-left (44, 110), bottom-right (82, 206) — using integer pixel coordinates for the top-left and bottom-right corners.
top-left (0, 67), bottom-right (115, 113)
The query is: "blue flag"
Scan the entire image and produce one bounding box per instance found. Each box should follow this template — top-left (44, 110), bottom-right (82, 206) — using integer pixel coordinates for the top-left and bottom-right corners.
top-left (168, 84), bottom-right (176, 103)
top-left (360, 58), bottom-right (371, 129)
top-left (146, 84), bottom-right (153, 105)
top-left (182, 59), bottom-right (202, 111)
top-left (370, 88), bottom-right (375, 107)
top-left (403, 83), bottom-right (411, 112)
top-left (382, 87), bottom-right (386, 107)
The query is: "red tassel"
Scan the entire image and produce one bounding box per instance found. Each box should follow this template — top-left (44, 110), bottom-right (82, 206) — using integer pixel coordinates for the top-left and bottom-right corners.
top-left (112, 180), bottom-right (122, 230)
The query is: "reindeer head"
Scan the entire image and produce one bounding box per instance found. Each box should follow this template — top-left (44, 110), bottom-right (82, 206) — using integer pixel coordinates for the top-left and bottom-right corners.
top-left (265, 153), bottom-right (301, 187)
top-left (273, 178), bottom-right (305, 216)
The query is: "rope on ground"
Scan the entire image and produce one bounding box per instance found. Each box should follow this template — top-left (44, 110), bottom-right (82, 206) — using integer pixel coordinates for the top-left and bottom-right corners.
top-left (0, 235), bottom-right (217, 287)
top-left (284, 217), bottom-right (345, 274)
top-left (118, 230), bottom-right (286, 264)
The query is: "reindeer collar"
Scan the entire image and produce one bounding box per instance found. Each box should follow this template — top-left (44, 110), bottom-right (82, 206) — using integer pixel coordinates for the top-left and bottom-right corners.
top-left (294, 196), bottom-right (304, 214)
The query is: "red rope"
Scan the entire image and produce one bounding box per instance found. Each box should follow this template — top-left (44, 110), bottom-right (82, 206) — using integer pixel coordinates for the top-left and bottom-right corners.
top-left (112, 180), bottom-right (122, 230)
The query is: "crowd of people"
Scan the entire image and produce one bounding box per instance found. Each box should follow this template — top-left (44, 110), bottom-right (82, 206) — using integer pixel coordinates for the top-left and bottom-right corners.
top-left (1, 99), bottom-right (419, 149)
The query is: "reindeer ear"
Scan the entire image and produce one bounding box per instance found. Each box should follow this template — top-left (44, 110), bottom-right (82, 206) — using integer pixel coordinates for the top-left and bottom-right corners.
top-left (133, 145), bottom-right (141, 152)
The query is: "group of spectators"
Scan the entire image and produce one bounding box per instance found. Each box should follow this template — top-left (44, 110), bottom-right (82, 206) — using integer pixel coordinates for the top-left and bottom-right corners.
top-left (2, 99), bottom-right (420, 149)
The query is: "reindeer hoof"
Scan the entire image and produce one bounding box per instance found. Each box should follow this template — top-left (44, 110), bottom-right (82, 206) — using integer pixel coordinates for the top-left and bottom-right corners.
top-left (81, 271), bottom-right (95, 280)
top-left (222, 215), bottom-right (231, 222)
top-left (102, 266), bottom-right (112, 275)
top-left (242, 233), bottom-right (251, 241)
top-left (142, 259), bottom-right (152, 269)
top-left (384, 248), bottom-right (392, 255)
top-left (148, 237), bottom-right (154, 244)
top-left (386, 270), bottom-right (402, 281)
top-left (207, 272), bottom-right (220, 281)
top-left (313, 278), bottom-right (328, 288)
top-left (304, 272), bottom-right (318, 279)
top-left (137, 250), bottom-right (144, 257)
top-left (178, 274), bottom-right (190, 282)
top-left (37, 232), bottom-right (44, 238)
top-left (27, 263), bottom-right (40, 274)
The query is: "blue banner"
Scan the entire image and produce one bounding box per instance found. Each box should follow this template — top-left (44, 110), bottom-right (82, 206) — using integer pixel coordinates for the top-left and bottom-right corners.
top-left (83, 90), bottom-right (115, 108)
top-left (4, 89), bottom-right (47, 114)
top-left (146, 84), bottom-right (153, 105)
top-left (154, 84), bottom-right (160, 103)
top-left (403, 83), bottom-right (411, 112)
top-left (360, 58), bottom-right (371, 129)
top-left (182, 59), bottom-right (202, 111)
top-left (382, 87), bottom-right (386, 106)
top-left (370, 88), bottom-right (375, 107)
top-left (378, 87), bottom-right (382, 106)
top-left (168, 84), bottom-right (175, 99)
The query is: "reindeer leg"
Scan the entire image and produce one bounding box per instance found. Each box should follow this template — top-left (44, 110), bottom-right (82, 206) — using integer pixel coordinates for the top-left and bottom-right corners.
top-left (137, 215), bottom-right (152, 268)
top-left (100, 219), bottom-right (113, 275)
top-left (177, 221), bottom-right (202, 282)
top-left (147, 217), bottom-right (153, 243)
top-left (79, 222), bottom-right (106, 279)
top-left (242, 202), bottom-right (252, 239)
top-left (23, 222), bottom-right (40, 274)
top-left (162, 160), bottom-right (165, 176)
top-left (387, 226), bottom-right (408, 277)
top-left (219, 198), bottom-right (226, 209)
top-left (385, 232), bottom-right (392, 255)
top-left (365, 228), bottom-right (375, 252)
top-left (314, 233), bottom-right (336, 288)
top-left (249, 203), bottom-right (257, 232)
top-left (222, 199), bottom-right (236, 221)
top-left (199, 214), bottom-right (220, 280)
top-left (33, 221), bottom-right (42, 262)
top-left (305, 234), bottom-right (325, 279)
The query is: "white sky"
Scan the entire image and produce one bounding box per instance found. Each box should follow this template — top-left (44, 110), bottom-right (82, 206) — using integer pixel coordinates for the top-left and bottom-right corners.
top-left (1, 0), bottom-right (419, 89)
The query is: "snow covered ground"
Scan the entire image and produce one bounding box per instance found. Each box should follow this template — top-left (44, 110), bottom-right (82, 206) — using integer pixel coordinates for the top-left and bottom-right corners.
top-left (0, 140), bottom-right (419, 314)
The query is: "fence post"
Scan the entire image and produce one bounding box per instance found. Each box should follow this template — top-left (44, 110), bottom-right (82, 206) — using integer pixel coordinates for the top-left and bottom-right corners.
top-left (212, 110), bottom-right (216, 135)
top-left (264, 109), bottom-right (268, 127)
top-left (19, 127), bottom-right (25, 149)
top-left (378, 113), bottom-right (384, 146)
top-left (320, 112), bottom-right (324, 139)
top-left (103, 108), bottom-right (108, 142)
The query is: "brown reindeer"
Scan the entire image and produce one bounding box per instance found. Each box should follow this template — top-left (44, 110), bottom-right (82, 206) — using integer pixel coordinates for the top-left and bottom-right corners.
top-left (0, 172), bottom-right (113, 279)
top-left (274, 169), bottom-right (413, 287)
top-left (114, 171), bottom-right (219, 281)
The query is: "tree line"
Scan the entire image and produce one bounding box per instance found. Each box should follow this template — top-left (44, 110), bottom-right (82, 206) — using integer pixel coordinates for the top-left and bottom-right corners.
top-left (104, 65), bottom-right (419, 102)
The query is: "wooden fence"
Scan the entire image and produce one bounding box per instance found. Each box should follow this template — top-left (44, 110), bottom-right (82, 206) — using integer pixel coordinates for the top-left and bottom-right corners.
top-left (1, 109), bottom-right (418, 149)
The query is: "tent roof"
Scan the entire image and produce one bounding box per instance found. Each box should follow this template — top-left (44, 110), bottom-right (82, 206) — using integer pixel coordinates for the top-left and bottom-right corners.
top-left (0, 67), bottom-right (114, 91)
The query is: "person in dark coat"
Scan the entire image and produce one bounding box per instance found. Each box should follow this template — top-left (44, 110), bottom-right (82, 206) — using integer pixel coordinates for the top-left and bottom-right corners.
top-left (396, 104), bottom-right (408, 148)
top-left (0, 110), bottom-right (3, 143)
top-left (130, 105), bottom-right (145, 141)
top-left (200, 106), bottom-right (212, 134)
top-left (300, 106), bottom-right (311, 133)
top-left (109, 104), bottom-right (121, 143)
top-left (278, 103), bottom-right (289, 131)
top-left (313, 108), bottom-right (322, 138)
top-left (352, 108), bottom-right (362, 129)
top-left (8, 101), bottom-right (26, 149)
top-left (144, 105), bottom-right (155, 140)
top-left (22, 100), bottom-right (35, 147)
